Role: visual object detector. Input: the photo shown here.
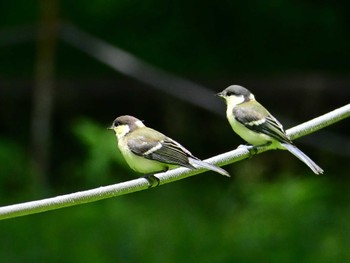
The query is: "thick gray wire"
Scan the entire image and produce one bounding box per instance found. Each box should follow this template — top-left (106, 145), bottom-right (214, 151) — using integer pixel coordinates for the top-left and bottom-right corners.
top-left (0, 103), bottom-right (349, 220)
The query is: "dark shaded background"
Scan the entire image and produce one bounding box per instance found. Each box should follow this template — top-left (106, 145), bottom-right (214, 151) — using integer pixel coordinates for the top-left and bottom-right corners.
top-left (0, 1), bottom-right (349, 262)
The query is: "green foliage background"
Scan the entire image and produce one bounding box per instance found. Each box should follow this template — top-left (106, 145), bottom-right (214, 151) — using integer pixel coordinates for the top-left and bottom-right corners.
top-left (0, 1), bottom-right (349, 262)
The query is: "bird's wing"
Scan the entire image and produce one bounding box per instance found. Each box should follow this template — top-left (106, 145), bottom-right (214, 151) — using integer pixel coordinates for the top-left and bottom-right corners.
top-left (127, 128), bottom-right (194, 168)
top-left (233, 102), bottom-right (292, 144)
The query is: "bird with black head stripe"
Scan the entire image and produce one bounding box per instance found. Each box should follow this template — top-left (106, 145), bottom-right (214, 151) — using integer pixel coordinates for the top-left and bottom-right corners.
top-left (217, 85), bottom-right (323, 175)
top-left (109, 115), bottom-right (230, 185)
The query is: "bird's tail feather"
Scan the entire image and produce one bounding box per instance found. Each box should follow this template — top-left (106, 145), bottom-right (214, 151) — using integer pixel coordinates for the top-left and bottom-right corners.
top-left (189, 158), bottom-right (230, 177)
top-left (281, 143), bottom-right (324, 175)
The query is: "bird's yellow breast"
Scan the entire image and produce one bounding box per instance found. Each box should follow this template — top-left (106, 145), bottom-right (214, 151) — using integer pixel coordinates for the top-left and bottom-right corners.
top-left (226, 105), bottom-right (278, 147)
top-left (118, 137), bottom-right (173, 174)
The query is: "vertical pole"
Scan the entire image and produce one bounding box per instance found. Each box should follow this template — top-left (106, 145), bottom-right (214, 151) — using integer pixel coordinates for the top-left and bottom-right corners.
top-left (31, 0), bottom-right (59, 189)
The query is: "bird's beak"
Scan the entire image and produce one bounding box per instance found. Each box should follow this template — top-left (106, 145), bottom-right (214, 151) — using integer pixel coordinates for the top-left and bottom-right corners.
top-left (107, 126), bottom-right (114, 130)
top-left (216, 92), bottom-right (224, 97)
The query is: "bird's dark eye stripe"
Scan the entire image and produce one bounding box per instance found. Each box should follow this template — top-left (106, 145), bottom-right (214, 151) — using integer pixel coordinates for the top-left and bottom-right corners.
top-left (226, 90), bottom-right (237, 96)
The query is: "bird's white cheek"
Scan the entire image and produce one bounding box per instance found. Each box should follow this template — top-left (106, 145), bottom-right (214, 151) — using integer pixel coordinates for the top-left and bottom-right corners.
top-left (226, 95), bottom-right (245, 106)
top-left (115, 125), bottom-right (130, 140)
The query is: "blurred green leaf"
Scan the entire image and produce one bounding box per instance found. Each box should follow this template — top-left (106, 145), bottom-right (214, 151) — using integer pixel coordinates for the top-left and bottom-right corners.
top-left (0, 137), bottom-right (32, 201)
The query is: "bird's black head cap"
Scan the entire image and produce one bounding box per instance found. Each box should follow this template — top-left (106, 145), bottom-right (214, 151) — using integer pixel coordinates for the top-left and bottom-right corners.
top-left (218, 85), bottom-right (252, 100)
top-left (111, 115), bottom-right (144, 130)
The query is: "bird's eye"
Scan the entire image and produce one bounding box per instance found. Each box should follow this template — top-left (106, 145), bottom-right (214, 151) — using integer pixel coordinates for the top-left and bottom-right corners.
top-left (114, 120), bottom-right (121, 126)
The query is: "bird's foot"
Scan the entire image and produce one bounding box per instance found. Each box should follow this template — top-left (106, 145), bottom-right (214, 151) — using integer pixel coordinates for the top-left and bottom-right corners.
top-left (238, 144), bottom-right (258, 158)
top-left (144, 174), bottom-right (160, 188)
top-left (144, 168), bottom-right (168, 188)
top-left (238, 142), bottom-right (273, 158)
